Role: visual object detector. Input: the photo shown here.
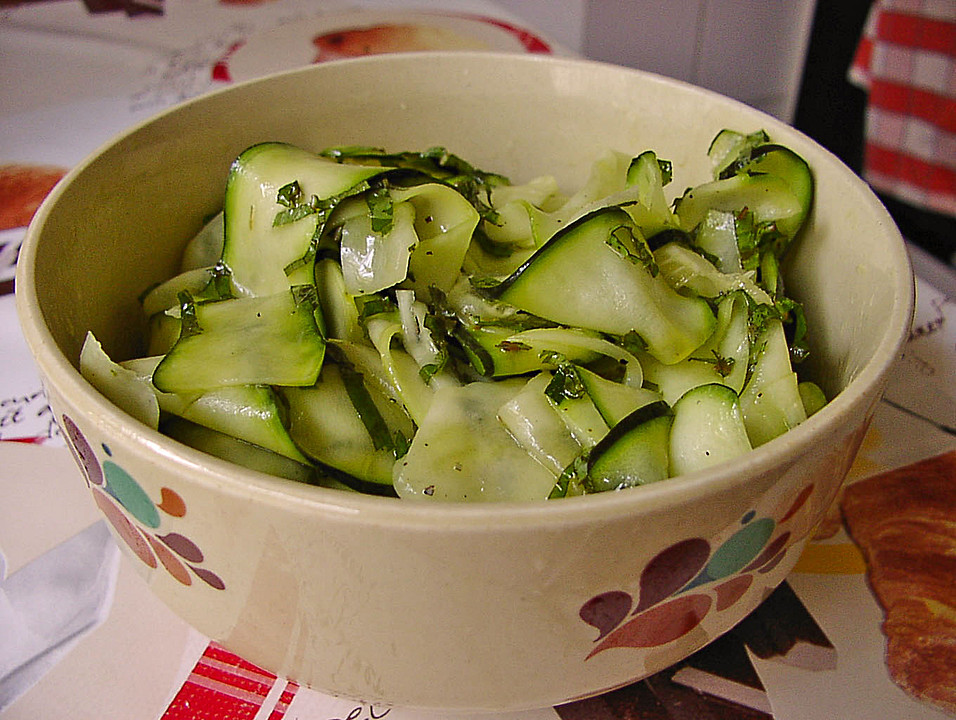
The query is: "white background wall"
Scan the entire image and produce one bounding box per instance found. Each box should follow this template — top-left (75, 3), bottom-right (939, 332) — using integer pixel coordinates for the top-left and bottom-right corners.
top-left (491, 0), bottom-right (818, 123)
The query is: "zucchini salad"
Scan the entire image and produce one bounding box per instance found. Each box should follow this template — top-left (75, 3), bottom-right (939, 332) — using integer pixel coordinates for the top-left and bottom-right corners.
top-left (82, 130), bottom-right (827, 501)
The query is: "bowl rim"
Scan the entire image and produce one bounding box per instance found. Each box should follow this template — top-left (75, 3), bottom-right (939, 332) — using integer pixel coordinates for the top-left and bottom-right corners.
top-left (14, 51), bottom-right (916, 530)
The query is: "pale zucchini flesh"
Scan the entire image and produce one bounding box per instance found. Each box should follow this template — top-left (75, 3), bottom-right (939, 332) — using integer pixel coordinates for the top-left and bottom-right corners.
top-left (394, 381), bottom-right (557, 502)
top-left (152, 289), bottom-right (325, 393)
top-left (284, 363), bottom-right (412, 492)
top-left (670, 383), bottom-right (752, 475)
top-left (224, 142), bottom-right (387, 297)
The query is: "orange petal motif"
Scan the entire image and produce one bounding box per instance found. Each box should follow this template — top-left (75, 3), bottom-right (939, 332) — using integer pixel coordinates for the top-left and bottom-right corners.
top-left (158, 486), bottom-right (187, 517)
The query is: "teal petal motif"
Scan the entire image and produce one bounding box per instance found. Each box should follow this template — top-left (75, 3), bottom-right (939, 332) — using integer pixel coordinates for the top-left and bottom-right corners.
top-left (103, 460), bottom-right (161, 529)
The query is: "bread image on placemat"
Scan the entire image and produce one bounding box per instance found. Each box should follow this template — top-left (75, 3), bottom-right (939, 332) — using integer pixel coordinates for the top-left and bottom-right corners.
top-left (841, 450), bottom-right (956, 715)
top-left (0, 163), bottom-right (67, 231)
top-left (311, 23), bottom-right (487, 62)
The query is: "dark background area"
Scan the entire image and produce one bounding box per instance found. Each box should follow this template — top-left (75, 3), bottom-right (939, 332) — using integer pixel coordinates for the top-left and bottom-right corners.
top-left (793, 0), bottom-right (955, 266)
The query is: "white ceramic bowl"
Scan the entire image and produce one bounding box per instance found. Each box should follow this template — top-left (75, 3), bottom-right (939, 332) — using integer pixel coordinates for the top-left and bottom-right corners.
top-left (16, 52), bottom-right (913, 711)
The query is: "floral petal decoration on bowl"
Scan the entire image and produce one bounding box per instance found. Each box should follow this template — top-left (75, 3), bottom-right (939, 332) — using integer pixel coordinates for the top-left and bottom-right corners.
top-left (60, 414), bottom-right (225, 591)
top-left (581, 481), bottom-right (818, 658)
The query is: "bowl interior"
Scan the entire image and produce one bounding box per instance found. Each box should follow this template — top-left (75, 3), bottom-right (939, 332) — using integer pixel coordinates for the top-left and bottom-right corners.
top-left (19, 52), bottom-right (913, 507)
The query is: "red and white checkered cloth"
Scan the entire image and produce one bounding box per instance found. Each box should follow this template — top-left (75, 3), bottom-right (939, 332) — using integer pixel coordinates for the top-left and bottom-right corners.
top-left (161, 643), bottom-right (299, 720)
top-left (849, 0), bottom-right (956, 218)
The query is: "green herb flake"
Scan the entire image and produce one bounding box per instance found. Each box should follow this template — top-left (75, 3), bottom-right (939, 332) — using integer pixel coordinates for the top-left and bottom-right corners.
top-left (691, 350), bottom-right (736, 378)
top-left (469, 274), bottom-right (504, 291)
top-left (717, 130), bottom-right (771, 180)
top-left (188, 261), bottom-right (234, 303)
top-left (290, 284), bottom-right (320, 312)
top-left (452, 326), bottom-right (495, 377)
top-left (177, 291), bottom-right (201, 338)
top-left (747, 300), bottom-right (781, 343)
top-left (419, 313), bottom-right (450, 382)
top-left (550, 453), bottom-right (589, 499)
top-left (358, 295), bottom-right (395, 321)
top-left (543, 356), bottom-right (586, 404)
top-left (338, 361), bottom-right (395, 453)
top-left (657, 158), bottom-right (673, 186)
top-left (606, 225), bottom-right (659, 277)
top-left (776, 296), bottom-right (810, 363)
top-left (392, 430), bottom-right (412, 459)
top-left (276, 181), bottom-right (303, 208)
top-left (366, 185), bottom-right (394, 235)
top-left (734, 209), bottom-right (760, 271)
top-left (274, 204), bottom-right (314, 227)
top-left (618, 330), bottom-right (647, 355)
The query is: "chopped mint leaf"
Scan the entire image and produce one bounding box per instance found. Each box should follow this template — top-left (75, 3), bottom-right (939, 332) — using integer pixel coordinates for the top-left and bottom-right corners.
top-left (618, 330), bottom-right (648, 355)
top-left (177, 291), bottom-right (201, 337)
top-left (419, 313), bottom-right (450, 383)
top-left (776, 295), bottom-right (810, 363)
top-left (276, 180), bottom-right (303, 208)
top-left (551, 453), bottom-right (589, 498)
top-left (358, 295), bottom-right (395, 321)
top-left (338, 361), bottom-right (395, 453)
top-left (273, 203), bottom-right (316, 227)
top-left (367, 185), bottom-right (394, 235)
top-left (606, 225), bottom-right (659, 277)
top-left (657, 158), bottom-right (673, 186)
top-left (542, 355), bottom-right (586, 404)
top-left (691, 350), bottom-right (736, 378)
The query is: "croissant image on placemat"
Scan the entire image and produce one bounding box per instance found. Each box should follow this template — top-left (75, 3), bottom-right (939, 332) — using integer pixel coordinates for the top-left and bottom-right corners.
top-left (841, 450), bottom-right (956, 715)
